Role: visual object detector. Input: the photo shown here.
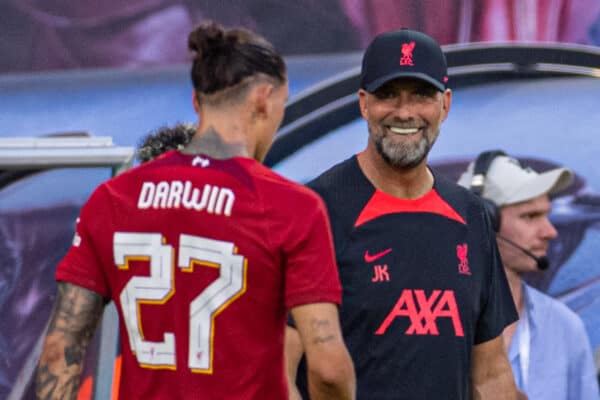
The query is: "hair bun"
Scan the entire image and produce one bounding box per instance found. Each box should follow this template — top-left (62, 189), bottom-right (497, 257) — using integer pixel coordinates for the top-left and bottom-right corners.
top-left (188, 21), bottom-right (234, 61)
top-left (188, 20), bottom-right (286, 95)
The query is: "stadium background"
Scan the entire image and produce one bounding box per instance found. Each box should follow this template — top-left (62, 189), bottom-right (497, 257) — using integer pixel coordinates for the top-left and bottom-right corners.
top-left (1, 0), bottom-right (600, 398)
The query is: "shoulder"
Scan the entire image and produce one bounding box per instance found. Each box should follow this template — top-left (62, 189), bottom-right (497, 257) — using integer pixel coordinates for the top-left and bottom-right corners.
top-left (85, 180), bottom-right (113, 206)
top-left (102, 151), bottom-right (174, 188)
top-left (433, 173), bottom-right (488, 211)
top-left (307, 155), bottom-right (375, 225)
top-left (307, 155), bottom-right (368, 203)
top-left (245, 159), bottom-right (326, 208)
top-left (307, 156), bottom-right (360, 191)
top-left (527, 286), bottom-right (588, 335)
top-left (433, 172), bottom-right (493, 228)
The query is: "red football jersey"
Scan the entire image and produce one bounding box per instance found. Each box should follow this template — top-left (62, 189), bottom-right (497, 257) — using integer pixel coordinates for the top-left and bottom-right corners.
top-left (56, 150), bottom-right (342, 399)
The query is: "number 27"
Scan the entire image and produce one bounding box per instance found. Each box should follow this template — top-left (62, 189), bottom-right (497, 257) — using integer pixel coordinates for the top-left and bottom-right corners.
top-left (113, 232), bottom-right (247, 373)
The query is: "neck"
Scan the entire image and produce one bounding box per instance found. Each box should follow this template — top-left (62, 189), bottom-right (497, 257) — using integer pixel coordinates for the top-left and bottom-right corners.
top-left (505, 268), bottom-right (525, 313)
top-left (501, 268), bottom-right (525, 351)
top-left (182, 126), bottom-right (249, 159)
top-left (357, 148), bottom-right (434, 199)
top-left (183, 103), bottom-right (256, 159)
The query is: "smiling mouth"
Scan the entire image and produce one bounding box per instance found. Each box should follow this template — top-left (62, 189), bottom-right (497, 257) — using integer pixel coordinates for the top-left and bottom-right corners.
top-left (388, 126), bottom-right (420, 135)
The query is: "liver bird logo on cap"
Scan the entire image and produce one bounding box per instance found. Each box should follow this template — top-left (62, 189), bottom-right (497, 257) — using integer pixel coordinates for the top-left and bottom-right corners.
top-left (400, 41), bottom-right (415, 66)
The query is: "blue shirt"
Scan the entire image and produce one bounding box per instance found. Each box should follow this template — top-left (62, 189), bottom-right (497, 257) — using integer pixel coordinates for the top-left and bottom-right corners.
top-left (509, 283), bottom-right (599, 400)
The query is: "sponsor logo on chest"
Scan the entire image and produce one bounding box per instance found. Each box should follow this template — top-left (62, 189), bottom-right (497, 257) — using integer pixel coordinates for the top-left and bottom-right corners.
top-left (376, 289), bottom-right (464, 337)
top-left (361, 243), bottom-right (469, 337)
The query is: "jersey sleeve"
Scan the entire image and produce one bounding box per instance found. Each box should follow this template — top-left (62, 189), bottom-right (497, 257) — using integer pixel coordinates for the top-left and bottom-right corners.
top-left (277, 189), bottom-right (342, 309)
top-left (55, 185), bottom-right (111, 299)
top-left (474, 217), bottom-right (518, 344)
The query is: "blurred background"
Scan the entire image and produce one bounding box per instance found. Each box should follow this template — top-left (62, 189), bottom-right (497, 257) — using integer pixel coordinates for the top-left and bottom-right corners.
top-left (1, 0), bottom-right (600, 398)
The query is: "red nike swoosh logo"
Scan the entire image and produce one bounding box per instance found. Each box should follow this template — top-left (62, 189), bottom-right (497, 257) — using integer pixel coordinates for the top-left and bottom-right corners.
top-left (364, 248), bottom-right (392, 263)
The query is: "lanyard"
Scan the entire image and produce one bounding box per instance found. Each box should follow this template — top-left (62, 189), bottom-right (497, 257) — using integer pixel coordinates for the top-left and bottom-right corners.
top-left (518, 293), bottom-right (531, 390)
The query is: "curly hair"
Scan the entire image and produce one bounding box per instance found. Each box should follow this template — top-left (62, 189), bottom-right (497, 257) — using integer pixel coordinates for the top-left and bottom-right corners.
top-left (136, 123), bottom-right (195, 163)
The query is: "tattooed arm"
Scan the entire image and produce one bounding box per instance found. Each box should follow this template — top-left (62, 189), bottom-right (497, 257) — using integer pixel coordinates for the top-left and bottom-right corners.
top-left (284, 325), bottom-right (304, 400)
top-left (36, 282), bottom-right (105, 400)
top-left (290, 303), bottom-right (355, 400)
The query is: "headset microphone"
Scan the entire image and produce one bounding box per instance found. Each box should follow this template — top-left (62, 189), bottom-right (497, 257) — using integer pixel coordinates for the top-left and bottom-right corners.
top-left (497, 235), bottom-right (549, 271)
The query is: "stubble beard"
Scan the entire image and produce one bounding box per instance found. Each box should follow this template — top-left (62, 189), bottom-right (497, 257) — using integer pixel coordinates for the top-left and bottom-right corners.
top-left (370, 123), bottom-right (438, 169)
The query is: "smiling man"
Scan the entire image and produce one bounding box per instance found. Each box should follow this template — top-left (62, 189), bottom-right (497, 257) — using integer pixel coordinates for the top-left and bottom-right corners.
top-left (286, 29), bottom-right (520, 400)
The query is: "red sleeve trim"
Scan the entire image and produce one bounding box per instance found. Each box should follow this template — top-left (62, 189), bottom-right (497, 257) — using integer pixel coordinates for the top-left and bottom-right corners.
top-left (56, 265), bottom-right (110, 299)
top-left (286, 288), bottom-right (342, 309)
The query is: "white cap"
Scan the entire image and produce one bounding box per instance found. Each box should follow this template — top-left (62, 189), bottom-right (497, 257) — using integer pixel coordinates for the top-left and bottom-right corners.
top-left (458, 155), bottom-right (574, 206)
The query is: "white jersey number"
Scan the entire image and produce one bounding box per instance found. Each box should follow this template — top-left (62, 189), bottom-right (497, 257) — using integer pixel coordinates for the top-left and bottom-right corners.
top-left (114, 232), bottom-right (246, 373)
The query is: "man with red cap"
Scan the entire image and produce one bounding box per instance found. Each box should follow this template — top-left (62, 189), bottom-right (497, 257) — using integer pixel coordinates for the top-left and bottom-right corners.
top-left (286, 29), bottom-right (519, 400)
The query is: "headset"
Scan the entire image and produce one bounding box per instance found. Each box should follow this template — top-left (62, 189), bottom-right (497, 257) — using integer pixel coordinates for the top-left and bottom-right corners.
top-left (468, 149), bottom-right (549, 270)
top-left (468, 150), bottom-right (505, 232)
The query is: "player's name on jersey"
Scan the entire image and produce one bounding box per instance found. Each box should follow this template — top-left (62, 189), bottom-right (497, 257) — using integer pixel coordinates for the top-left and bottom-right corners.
top-left (137, 180), bottom-right (234, 216)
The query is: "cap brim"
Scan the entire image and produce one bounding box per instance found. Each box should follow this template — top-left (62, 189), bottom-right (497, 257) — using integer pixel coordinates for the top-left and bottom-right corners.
top-left (507, 168), bottom-right (574, 205)
top-left (363, 71), bottom-right (445, 93)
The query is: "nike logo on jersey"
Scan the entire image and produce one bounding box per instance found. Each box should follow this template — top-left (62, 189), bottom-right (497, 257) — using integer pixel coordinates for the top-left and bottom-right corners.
top-left (364, 248), bottom-right (392, 263)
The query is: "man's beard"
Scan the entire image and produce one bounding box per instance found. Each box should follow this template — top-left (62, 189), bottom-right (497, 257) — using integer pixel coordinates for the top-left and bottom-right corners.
top-left (370, 124), bottom-right (437, 169)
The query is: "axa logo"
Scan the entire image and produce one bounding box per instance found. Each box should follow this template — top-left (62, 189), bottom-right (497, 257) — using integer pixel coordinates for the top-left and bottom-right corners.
top-left (457, 243), bottom-right (471, 275)
top-left (400, 41), bottom-right (415, 66)
top-left (375, 289), bottom-right (464, 337)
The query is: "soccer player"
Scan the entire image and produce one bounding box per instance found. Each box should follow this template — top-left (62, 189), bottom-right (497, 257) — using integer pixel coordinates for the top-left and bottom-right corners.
top-left (36, 21), bottom-right (355, 400)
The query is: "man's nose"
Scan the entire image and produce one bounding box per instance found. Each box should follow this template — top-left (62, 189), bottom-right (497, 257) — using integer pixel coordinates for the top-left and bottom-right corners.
top-left (541, 217), bottom-right (558, 240)
top-left (390, 93), bottom-right (417, 120)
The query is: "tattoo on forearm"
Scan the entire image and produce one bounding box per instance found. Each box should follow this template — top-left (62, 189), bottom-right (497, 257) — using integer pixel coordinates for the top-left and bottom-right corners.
top-left (47, 283), bottom-right (104, 339)
top-left (36, 364), bottom-right (80, 400)
top-left (312, 335), bottom-right (336, 344)
top-left (64, 346), bottom-right (84, 367)
top-left (310, 318), bottom-right (337, 345)
top-left (36, 365), bottom-right (59, 400)
top-left (311, 319), bottom-right (331, 329)
top-left (36, 283), bottom-right (104, 400)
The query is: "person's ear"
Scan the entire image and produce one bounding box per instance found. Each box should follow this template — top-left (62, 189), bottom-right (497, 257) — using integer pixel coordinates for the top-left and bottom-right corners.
top-left (249, 83), bottom-right (274, 120)
top-left (441, 89), bottom-right (452, 122)
top-left (358, 89), bottom-right (369, 120)
top-left (192, 90), bottom-right (201, 114)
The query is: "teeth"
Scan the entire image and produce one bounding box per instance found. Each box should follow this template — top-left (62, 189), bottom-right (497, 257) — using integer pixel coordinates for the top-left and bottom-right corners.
top-left (389, 127), bottom-right (419, 134)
